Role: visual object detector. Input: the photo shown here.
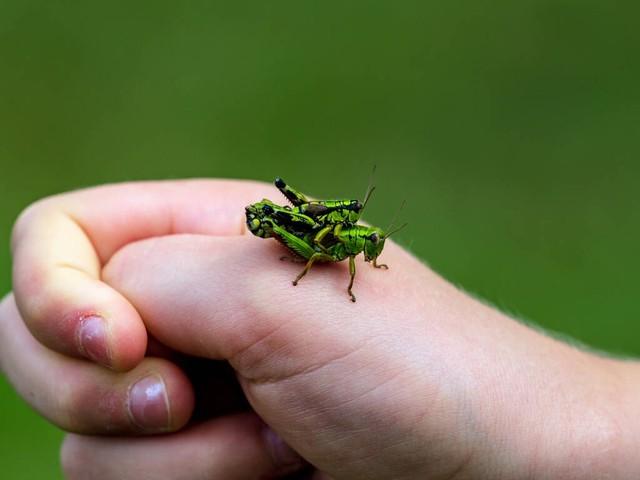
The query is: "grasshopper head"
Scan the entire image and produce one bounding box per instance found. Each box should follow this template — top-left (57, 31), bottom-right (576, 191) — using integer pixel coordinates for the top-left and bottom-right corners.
top-left (363, 226), bottom-right (386, 262)
top-left (346, 199), bottom-right (364, 223)
top-left (245, 199), bottom-right (278, 238)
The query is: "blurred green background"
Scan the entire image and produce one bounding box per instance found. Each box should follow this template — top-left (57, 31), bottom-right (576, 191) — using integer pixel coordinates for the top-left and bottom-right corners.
top-left (1, 0), bottom-right (639, 477)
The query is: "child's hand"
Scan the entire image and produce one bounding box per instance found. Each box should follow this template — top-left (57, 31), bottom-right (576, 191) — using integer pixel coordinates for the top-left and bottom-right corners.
top-left (2, 180), bottom-right (639, 479)
top-left (4, 180), bottom-right (276, 436)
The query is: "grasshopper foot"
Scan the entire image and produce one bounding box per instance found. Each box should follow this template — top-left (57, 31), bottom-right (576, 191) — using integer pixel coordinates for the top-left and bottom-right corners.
top-left (372, 258), bottom-right (388, 269)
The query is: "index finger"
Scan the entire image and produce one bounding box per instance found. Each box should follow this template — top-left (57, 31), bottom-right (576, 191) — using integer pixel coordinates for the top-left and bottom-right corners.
top-left (11, 179), bottom-right (274, 370)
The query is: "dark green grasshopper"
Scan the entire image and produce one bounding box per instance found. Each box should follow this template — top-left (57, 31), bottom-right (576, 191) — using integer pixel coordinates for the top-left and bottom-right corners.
top-left (274, 176), bottom-right (371, 225)
top-left (274, 177), bottom-right (376, 253)
top-left (245, 197), bottom-right (405, 302)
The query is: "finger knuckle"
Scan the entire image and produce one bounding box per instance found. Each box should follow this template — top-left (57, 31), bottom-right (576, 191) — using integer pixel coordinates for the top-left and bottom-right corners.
top-left (10, 198), bottom-right (55, 252)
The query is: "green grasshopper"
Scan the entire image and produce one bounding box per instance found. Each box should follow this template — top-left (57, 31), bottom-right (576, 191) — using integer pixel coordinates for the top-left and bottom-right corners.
top-left (245, 198), bottom-right (406, 302)
top-left (274, 176), bottom-right (372, 225)
top-left (274, 176), bottom-right (376, 253)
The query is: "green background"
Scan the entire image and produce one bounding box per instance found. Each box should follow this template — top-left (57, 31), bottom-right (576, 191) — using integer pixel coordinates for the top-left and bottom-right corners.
top-left (1, 1), bottom-right (639, 477)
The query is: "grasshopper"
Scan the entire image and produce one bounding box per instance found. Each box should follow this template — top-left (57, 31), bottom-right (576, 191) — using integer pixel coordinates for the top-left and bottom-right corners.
top-left (274, 176), bottom-right (376, 253)
top-left (245, 198), bottom-right (405, 302)
top-left (274, 176), bottom-right (371, 225)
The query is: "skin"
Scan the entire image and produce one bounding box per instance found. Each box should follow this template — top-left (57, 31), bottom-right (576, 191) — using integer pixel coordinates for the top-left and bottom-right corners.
top-left (2, 180), bottom-right (640, 479)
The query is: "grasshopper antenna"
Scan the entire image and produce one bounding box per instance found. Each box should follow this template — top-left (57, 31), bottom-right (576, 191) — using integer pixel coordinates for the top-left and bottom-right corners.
top-left (384, 222), bottom-right (408, 238)
top-left (384, 199), bottom-right (408, 238)
top-left (361, 165), bottom-right (377, 212)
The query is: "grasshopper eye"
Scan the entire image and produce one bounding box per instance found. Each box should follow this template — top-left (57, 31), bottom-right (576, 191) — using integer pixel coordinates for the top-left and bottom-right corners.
top-left (262, 204), bottom-right (274, 215)
top-left (369, 232), bottom-right (379, 243)
top-left (352, 200), bottom-right (363, 211)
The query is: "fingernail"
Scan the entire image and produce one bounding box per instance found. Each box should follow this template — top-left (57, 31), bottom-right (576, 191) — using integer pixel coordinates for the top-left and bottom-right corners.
top-left (77, 315), bottom-right (111, 367)
top-left (127, 374), bottom-right (170, 432)
top-left (262, 425), bottom-right (305, 474)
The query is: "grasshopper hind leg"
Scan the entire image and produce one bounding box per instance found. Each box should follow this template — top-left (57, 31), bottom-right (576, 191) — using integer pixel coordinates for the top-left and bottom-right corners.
top-left (292, 252), bottom-right (334, 286)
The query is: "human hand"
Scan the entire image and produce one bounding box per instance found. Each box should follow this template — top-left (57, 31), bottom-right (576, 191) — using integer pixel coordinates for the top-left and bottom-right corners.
top-left (4, 180), bottom-right (309, 478)
top-left (3, 180), bottom-right (639, 479)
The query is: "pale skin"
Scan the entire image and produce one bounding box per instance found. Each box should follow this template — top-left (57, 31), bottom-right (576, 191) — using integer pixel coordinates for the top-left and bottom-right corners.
top-left (2, 180), bottom-right (640, 479)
